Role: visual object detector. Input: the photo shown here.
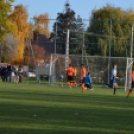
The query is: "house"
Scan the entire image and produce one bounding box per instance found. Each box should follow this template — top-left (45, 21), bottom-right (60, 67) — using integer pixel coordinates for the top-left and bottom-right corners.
top-left (31, 31), bottom-right (61, 57)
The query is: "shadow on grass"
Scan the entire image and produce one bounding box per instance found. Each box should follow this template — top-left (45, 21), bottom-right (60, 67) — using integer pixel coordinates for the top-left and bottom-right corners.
top-left (0, 91), bottom-right (134, 134)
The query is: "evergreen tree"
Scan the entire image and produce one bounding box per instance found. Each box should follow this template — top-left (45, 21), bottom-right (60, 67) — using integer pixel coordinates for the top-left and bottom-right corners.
top-left (52, 2), bottom-right (76, 53)
top-left (69, 15), bottom-right (85, 54)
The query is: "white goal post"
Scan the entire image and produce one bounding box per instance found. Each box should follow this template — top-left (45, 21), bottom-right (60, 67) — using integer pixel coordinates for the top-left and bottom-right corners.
top-left (49, 53), bottom-right (133, 91)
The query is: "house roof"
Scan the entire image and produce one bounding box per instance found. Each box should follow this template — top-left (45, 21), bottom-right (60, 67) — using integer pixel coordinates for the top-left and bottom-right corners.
top-left (31, 33), bottom-right (61, 56)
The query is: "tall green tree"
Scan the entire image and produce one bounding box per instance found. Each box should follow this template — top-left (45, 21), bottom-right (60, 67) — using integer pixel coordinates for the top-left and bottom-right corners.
top-left (87, 4), bottom-right (134, 57)
top-left (0, 0), bottom-right (15, 43)
top-left (51, 2), bottom-right (76, 53)
top-left (69, 15), bottom-right (85, 54)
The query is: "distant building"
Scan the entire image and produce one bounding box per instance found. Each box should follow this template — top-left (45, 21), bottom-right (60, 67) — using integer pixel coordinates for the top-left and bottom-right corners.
top-left (31, 31), bottom-right (61, 56)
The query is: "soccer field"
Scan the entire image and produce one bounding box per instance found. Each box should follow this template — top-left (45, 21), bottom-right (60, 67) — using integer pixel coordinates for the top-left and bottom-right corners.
top-left (0, 83), bottom-right (134, 134)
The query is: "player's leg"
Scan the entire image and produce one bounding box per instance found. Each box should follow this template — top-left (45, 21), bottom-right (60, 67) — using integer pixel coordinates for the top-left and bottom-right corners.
top-left (89, 85), bottom-right (94, 90)
top-left (127, 81), bottom-right (134, 97)
top-left (69, 76), bottom-right (73, 88)
top-left (113, 77), bottom-right (118, 95)
top-left (74, 76), bottom-right (77, 87)
top-left (127, 89), bottom-right (132, 97)
top-left (73, 76), bottom-right (75, 86)
top-left (86, 84), bottom-right (89, 90)
top-left (67, 76), bottom-right (70, 85)
top-left (110, 79), bottom-right (113, 88)
top-left (81, 77), bottom-right (86, 92)
top-left (113, 83), bottom-right (118, 95)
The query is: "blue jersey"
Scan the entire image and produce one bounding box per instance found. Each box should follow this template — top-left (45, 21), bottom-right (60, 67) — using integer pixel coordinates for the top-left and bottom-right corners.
top-left (111, 69), bottom-right (117, 80)
top-left (84, 76), bottom-right (93, 85)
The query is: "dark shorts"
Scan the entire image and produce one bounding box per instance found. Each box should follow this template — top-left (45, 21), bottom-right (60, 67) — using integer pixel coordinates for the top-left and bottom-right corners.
top-left (85, 84), bottom-right (92, 89)
top-left (132, 81), bottom-right (134, 89)
top-left (68, 76), bottom-right (73, 81)
top-left (81, 77), bottom-right (85, 83)
top-left (73, 76), bottom-right (76, 81)
top-left (110, 77), bottom-right (117, 87)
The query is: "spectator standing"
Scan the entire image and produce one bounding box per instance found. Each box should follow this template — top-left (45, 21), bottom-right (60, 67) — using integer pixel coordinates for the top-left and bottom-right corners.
top-left (18, 66), bottom-right (22, 83)
top-left (1, 66), bottom-right (5, 82)
top-left (4, 66), bottom-right (8, 82)
top-left (7, 64), bottom-right (12, 82)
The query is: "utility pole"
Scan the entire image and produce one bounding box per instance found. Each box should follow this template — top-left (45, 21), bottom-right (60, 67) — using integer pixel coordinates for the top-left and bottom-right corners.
top-left (128, 24), bottom-right (133, 87)
top-left (108, 20), bottom-right (112, 84)
top-left (64, 29), bottom-right (70, 71)
top-left (130, 24), bottom-right (133, 59)
top-left (54, 19), bottom-right (57, 57)
top-left (82, 32), bottom-right (84, 63)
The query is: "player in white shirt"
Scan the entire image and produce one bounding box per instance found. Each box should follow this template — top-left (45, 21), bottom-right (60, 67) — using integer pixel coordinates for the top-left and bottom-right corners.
top-left (110, 64), bottom-right (119, 95)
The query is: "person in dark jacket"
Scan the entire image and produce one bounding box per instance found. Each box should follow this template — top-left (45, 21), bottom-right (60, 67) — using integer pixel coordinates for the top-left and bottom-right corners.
top-left (1, 66), bottom-right (5, 82)
top-left (1, 66), bottom-right (7, 82)
top-left (18, 66), bottom-right (22, 83)
top-left (4, 66), bottom-right (8, 82)
top-left (7, 64), bottom-right (12, 82)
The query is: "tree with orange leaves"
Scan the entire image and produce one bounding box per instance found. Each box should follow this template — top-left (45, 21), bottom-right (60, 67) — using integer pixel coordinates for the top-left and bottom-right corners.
top-left (9, 5), bottom-right (30, 64)
top-left (33, 14), bottom-right (50, 38)
top-left (25, 45), bottom-right (45, 66)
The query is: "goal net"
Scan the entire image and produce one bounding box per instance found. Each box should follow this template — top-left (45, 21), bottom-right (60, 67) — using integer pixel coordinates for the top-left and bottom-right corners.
top-left (49, 53), bottom-right (133, 91)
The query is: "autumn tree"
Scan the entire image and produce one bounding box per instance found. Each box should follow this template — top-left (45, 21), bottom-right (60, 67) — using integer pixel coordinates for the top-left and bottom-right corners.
top-left (32, 45), bottom-right (45, 59)
top-left (25, 45), bottom-right (45, 66)
top-left (9, 5), bottom-right (30, 64)
top-left (2, 33), bottom-right (19, 63)
top-left (0, 0), bottom-right (15, 44)
top-left (33, 14), bottom-right (50, 38)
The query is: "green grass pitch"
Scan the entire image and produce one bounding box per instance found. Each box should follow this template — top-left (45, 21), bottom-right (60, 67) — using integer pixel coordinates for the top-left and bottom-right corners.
top-left (0, 83), bottom-right (134, 134)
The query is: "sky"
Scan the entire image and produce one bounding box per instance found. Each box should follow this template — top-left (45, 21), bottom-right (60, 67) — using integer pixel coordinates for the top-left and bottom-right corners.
top-left (12, 0), bottom-right (134, 31)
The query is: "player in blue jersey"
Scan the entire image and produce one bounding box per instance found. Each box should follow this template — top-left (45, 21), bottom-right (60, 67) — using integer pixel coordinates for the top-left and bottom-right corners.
top-left (84, 72), bottom-right (94, 90)
top-left (111, 64), bottom-right (119, 95)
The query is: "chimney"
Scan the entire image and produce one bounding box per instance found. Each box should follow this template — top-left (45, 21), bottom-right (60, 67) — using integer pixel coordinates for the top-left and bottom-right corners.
top-left (33, 31), bottom-right (39, 41)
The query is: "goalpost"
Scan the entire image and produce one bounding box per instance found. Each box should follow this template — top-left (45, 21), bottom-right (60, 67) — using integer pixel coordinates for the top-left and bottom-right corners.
top-left (48, 28), bottom-right (133, 91)
top-left (49, 53), bottom-right (133, 91)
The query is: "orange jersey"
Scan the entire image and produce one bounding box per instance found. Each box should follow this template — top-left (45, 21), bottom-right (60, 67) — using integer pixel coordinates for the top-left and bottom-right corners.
top-left (73, 68), bottom-right (77, 76)
top-left (67, 67), bottom-right (74, 76)
top-left (132, 71), bottom-right (134, 80)
top-left (81, 67), bottom-right (86, 77)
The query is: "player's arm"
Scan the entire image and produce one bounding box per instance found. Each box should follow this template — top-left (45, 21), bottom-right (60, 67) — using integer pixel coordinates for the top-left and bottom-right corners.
top-left (112, 73), bottom-right (119, 79)
top-left (84, 70), bottom-right (86, 77)
top-left (89, 77), bottom-right (93, 85)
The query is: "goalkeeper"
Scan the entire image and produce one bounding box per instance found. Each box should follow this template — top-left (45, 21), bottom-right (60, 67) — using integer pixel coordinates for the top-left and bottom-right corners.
top-left (84, 72), bottom-right (94, 90)
top-left (126, 71), bottom-right (134, 98)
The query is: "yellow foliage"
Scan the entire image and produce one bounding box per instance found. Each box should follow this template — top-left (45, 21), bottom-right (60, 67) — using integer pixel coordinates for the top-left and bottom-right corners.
top-left (33, 13), bottom-right (50, 38)
top-left (9, 5), bottom-right (29, 64)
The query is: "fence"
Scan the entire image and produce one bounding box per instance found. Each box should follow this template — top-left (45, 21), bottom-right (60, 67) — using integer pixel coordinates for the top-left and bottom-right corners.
top-left (21, 18), bottom-right (134, 89)
top-left (49, 54), bottom-right (133, 91)
top-left (28, 18), bottom-right (134, 60)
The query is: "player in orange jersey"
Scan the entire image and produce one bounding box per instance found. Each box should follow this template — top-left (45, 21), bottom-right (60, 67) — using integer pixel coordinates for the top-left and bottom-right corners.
top-left (126, 71), bottom-right (134, 98)
top-left (66, 64), bottom-right (74, 88)
top-left (73, 65), bottom-right (77, 87)
top-left (80, 64), bottom-right (86, 92)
